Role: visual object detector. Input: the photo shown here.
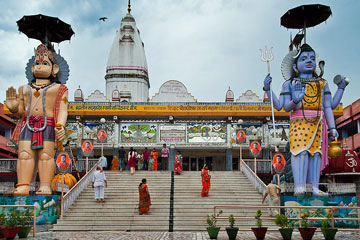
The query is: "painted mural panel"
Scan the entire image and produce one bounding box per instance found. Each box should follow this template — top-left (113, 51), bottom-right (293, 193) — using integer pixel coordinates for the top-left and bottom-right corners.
top-left (282, 195), bottom-right (358, 228)
top-left (188, 123), bottom-right (226, 143)
top-left (231, 124), bottom-right (263, 144)
top-left (83, 122), bottom-right (116, 144)
top-left (0, 195), bottom-right (59, 225)
top-left (159, 124), bottom-right (186, 143)
top-left (120, 123), bottom-right (157, 143)
top-left (267, 124), bottom-right (290, 145)
top-left (65, 122), bottom-right (82, 145)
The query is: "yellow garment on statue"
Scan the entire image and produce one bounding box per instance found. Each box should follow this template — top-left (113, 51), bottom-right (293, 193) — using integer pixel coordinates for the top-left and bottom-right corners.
top-left (289, 80), bottom-right (325, 156)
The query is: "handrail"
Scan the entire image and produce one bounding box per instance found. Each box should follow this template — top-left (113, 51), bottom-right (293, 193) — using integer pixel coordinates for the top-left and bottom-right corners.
top-left (62, 158), bottom-right (101, 217)
top-left (0, 204), bottom-right (36, 237)
top-left (241, 159), bottom-right (267, 196)
top-left (213, 205), bottom-right (360, 231)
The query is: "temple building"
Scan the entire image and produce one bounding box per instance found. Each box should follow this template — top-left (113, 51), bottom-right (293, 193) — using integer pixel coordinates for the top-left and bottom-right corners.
top-left (3, 5), bottom-right (343, 173)
top-left (54, 5), bottom-right (342, 173)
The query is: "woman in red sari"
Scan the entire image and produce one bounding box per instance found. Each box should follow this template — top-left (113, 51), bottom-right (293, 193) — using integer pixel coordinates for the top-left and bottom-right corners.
top-left (128, 147), bottom-right (137, 175)
top-left (174, 151), bottom-right (183, 175)
top-left (151, 148), bottom-right (158, 171)
top-left (138, 178), bottom-right (151, 215)
top-left (201, 164), bottom-right (211, 197)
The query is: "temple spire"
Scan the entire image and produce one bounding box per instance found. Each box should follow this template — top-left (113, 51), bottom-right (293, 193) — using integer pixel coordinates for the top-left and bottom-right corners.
top-left (128, 0), bottom-right (131, 13)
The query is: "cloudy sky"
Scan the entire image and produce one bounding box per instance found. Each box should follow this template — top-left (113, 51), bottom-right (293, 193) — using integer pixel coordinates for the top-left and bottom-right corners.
top-left (0, 0), bottom-right (359, 106)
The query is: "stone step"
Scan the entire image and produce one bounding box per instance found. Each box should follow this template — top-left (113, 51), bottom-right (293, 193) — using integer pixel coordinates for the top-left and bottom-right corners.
top-left (54, 170), bottom-right (263, 232)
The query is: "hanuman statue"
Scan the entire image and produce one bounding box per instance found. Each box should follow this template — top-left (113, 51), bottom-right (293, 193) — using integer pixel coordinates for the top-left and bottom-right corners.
top-left (6, 44), bottom-right (69, 195)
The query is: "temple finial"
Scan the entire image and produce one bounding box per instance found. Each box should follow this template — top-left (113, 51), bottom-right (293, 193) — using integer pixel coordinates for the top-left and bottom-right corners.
top-left (128, 0), bottom-right (131, 13)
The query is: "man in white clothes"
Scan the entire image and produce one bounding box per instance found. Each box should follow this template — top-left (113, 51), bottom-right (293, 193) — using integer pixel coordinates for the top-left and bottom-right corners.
top-left (92, 166), bottom-right (108, 204)
top-left (262, 183), bottom-right (281, 216)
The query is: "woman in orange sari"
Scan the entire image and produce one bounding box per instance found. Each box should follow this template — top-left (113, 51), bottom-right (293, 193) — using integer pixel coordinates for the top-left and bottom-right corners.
top-left (138, 178), bottom-right (151, 215)
top-left (151, 148), bottom-right (158, 171)
top-left (111, 156), bottom-right (119, 170)
top-left (201, 164), bottom-right (211, 197)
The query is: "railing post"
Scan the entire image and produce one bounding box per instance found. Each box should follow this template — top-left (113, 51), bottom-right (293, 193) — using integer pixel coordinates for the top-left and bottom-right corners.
top-left (33, 205), bottom-right (36, 237)
top-left (331, 208), bottom-right (335, 228)
top-left (214, 206), bottom-right (217, 227)
top-left (299, 208), bottom-right (302, 227)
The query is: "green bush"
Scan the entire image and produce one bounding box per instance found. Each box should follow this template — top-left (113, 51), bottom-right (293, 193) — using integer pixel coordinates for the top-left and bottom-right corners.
top-left (275, 214), bottom-right (289, 228)
top-left (206, 210), bottom-right (223, 228)
top-left (229, 214), bottom-right (235, 228)
top-left (255, 209), bottom-right (263, 228)
top-left (6, 211), bottom-right (19, 227)
top-left (17, 209), bottom-right (33, 226)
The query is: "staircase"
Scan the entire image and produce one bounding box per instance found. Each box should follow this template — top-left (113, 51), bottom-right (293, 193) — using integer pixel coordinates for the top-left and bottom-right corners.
top-left (53, 170), bottom-right (275, 231)
top-left (53, 171), bottom-right (171, 231)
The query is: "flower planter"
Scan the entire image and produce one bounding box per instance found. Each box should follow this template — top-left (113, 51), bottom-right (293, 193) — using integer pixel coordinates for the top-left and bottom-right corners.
top-left (225, 227), bottom-right (239, 240)
top-left (279, 228), bottom-right (293, 240)
top-left (18, 226), bottom-right (31, 238)
top-left (298, 227), bottom-right (316, 240)
top-left (207, 227), bottom-right (221, 239)
top-left (0, 226), bottom-right (19, 239)
top-left (321, 228), bottom-right (338, 240)
top-left (251, 227), bottom-right (268, 240)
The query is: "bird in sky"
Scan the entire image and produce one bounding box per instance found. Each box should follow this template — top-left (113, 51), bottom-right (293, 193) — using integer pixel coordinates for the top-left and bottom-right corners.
top-left (99, 17), bottom-right (107, 22)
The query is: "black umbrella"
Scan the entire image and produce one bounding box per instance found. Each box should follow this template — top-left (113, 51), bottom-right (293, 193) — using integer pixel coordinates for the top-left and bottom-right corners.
top-left (17, 14), bottom-right (74, 44)
top-left (281, 4), bottom-right (332, 29)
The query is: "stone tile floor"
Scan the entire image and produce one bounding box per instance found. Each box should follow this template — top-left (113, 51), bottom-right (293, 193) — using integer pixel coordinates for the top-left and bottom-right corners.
top-left (22, 230), bottom-right (359, 239)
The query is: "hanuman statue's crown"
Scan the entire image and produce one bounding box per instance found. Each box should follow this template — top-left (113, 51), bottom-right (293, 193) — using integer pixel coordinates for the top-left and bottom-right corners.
top-left (34, 44), bottom-right (55, 63)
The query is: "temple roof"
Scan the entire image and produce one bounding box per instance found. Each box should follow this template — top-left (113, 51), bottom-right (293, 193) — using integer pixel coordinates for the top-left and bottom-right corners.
top-left (105, 11), bottom-right (149, 86)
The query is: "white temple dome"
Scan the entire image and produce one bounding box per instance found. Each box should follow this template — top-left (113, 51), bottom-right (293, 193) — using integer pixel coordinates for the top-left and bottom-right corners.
top-left (225, 87), bottom-right (234, 102)
top-left (105, 7), bottom-right (149, 102)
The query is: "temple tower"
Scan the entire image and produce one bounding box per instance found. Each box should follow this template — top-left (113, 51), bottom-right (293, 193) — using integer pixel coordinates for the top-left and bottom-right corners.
top-left (105, 2), bottom-right (149, 102)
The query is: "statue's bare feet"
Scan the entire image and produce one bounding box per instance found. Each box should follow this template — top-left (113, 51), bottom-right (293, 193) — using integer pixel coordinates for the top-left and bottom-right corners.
top-left (13, 184), bottom-right (30, 196)
top-left (36, 185), bottom-right (52, 195)
top-left (313, 188), bottom-right (328, 196)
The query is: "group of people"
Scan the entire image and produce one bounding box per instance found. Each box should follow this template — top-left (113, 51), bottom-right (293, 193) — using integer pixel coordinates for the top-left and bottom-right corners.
top-left (106, 144), bottom-right (183, 175)
top-left (92, 166), bottom-right (151, 214)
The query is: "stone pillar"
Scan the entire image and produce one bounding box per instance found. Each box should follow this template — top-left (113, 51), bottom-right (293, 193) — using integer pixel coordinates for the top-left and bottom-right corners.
top-left (226, 148), bottom-right (233, 171)
top-left (226, 123), bottom-right (233, 171)
top-left (169, 145), bottom-right (176, 171)
top-left (113, 147), bottom-right (119, 159)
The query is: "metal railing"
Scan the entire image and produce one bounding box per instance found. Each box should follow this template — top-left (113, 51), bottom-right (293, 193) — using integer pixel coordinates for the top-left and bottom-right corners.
top-left (61, 158), bottom-right (101, 217)
top-left (241, 159), bottom-right (267, 196)
top-left (0, 204), bottom-right (36, 237)
top-left (281, 183), bottom-right (357, 195)
top-left (213, 205), bottom-right (360, 231)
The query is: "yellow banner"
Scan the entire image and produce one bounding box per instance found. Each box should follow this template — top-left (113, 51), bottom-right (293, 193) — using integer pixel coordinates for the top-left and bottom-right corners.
top-left (66, 103), bottom-right (343, 116)
top-left (3, 103), bottom-right (343, 116)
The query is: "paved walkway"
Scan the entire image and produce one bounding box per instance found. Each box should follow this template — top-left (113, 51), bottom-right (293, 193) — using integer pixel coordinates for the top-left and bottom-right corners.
top-left (24, 230), bottom-right (359, 239)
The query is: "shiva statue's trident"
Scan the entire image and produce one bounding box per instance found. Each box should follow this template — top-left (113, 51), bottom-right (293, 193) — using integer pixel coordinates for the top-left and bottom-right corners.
top-left (260, 47), bottom-right (278, 152)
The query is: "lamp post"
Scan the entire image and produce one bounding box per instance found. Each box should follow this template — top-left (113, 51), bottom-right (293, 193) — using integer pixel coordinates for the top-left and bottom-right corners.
top-left (238, 119), bottom-right (243, 171)
top-left (100, 118), bottom-right (106, 169)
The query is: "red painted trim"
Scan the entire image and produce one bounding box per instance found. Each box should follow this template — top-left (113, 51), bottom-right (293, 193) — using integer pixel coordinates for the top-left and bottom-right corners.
top-left (106, 66), bottom-right (148, 75)
top-left (353, 114), bottom-right (360, 121)
top-left (0, 118), bottom-right (15, 129)
top-left (0, 152), bottom-right (16, 158)
top-left (337, 118), bottom-right (353, 128)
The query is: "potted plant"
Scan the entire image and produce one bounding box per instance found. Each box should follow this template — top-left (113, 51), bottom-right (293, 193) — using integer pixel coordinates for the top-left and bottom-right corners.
top-left (321, 211), bottom-right (338, 240)
top-left (251, 209), bottom-right (267, 240)
top-left (17, 209), bottom-right (33, 238)
top-left (1, 210), bottom-right (19, 240)
top-left (206, 210), bottom-right (223, 239)
top-left (225, 214), bottom-right (239, 240)
top-left (274, 214), bottom-right (293, 240)
top-left (298, 212), bottom-right (316, 240)
top-left (0, 212), bottom-right (5, 238)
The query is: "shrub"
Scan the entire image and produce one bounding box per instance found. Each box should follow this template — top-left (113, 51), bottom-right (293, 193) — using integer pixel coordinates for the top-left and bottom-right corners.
top-left (255, 209), bottom-right (263, 228)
